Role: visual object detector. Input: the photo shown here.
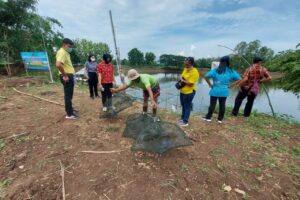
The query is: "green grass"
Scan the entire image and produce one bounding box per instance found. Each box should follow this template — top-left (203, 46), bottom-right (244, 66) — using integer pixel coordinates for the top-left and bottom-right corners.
top-left (260, 154), bottom-right (277, 168)
top-left (161, 179), bottom-right (178, 190)
top-left (0, 178), bottom-right (13, 198)
top-left (247, 167), bottom-right (263, 176)
top-left (0, 139), bottom-right (5, 151)
top-left (209, 146), bottom-right (226, 156)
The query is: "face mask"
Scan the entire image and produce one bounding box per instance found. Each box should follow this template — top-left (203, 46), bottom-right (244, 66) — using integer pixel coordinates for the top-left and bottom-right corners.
top-left (91, 58), bottom-right (96, 62)
top-left (66, 48), bottom-right (73, 53)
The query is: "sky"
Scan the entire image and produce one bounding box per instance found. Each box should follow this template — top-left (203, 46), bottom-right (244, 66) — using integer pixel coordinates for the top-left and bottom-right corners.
top-left (37, 0), bottom-right (300, 59)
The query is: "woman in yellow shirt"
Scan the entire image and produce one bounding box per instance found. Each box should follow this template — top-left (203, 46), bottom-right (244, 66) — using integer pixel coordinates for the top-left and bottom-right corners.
top-left (178, 57), bottom-right (200, 127)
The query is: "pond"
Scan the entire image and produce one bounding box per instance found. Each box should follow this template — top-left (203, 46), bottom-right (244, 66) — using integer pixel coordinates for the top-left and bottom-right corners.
top-left (115, 72), bottom-right (300, 122)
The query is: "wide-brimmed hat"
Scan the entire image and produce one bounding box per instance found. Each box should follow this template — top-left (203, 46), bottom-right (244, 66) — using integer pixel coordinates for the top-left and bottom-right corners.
top-left (127, 69), bottom-right (140, 81)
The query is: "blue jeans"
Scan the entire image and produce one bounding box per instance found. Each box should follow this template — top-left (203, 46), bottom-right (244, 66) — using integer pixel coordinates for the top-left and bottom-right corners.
top-left (180, 91), bottom-right (196, 123)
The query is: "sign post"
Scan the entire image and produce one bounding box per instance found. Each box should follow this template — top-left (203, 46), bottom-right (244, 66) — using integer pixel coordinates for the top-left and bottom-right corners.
top-left (20, 52), bottom-right (54, 82)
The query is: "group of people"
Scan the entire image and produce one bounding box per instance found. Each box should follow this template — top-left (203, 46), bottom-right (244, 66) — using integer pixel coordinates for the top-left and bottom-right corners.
top-left (56, 38), bottom-right (272, 126)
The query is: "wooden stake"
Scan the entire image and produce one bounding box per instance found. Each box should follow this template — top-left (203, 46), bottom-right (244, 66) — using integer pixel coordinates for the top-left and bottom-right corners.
top-left (59, 160), bottom-right (66, 200)
top-left (3, 132), bottom-right (30, 140)
top-left (12, 87), bottom-right (64, 106)
top-left (81, 150), bottom-right (123, 154)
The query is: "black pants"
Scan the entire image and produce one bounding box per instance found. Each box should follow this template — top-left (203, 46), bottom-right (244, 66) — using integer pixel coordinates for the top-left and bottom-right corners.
top-left (101, 83), bottom-right (113, 107)
top-left (206, 96), bottom-right (227, 121)
top-left (60, 74), bottom-right (74, 116)
top-left (88, 72), bottom-right (98, 98)
top-left (232, 88), bottom-right (256, 117)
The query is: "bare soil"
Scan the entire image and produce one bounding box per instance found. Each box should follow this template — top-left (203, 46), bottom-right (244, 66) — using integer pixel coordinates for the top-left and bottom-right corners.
top-left (0, 77), bottom-right (299, 200)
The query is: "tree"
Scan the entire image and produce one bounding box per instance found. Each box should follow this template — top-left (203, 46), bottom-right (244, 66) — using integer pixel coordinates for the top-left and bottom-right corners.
top-left (121, 58), bottom-right (129, 65)
top-left (128, 48), bottom-right (144, 66)
top-left (0, 0), bottom-right (63, 75)
top-left (73, 39), bottom-right (110, 64)
top-left (230, 40), bottom-right (274, 70)
top-left (145, 52), bottom-right (156, 66)
top-left (159, 54), bottom-right (185, 68)
top-left (267, 49), bottom-right (300, 93)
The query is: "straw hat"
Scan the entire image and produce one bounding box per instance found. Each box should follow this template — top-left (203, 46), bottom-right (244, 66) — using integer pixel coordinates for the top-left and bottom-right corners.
top-left (127, 69), bottom-right (140, 81)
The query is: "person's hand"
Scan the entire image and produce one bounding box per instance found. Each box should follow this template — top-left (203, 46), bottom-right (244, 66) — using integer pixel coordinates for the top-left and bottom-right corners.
top-left (238, 86), bottom-right (242, 92)
top-left (110, 88), bottom-right (119, 93)
top-left (152, 100), bottom-right (157, 109)
top-left (180, 78), bottom-right (186, 83)
top-left (62, 75), bottom-right (69, 82)
top-left (98, 85), bottom-right (103, 92)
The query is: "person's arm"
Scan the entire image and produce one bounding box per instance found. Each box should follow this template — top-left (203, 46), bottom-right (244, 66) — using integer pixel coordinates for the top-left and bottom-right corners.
top-left (56, 61), bottom-right (69, 82)
top-left (229, 70), bottom-right (242, 88)
top-left (204, 76), bottom-right (213, 88)
top-left (84, 62), bottom-right (89, 79)
top-left (229, 80), bottom-right (241, 88)
top-left (111, 83), bottom-right (129, 93)
top-left (260, 68), bottom-right (272, 83)
top-left (146, 85), bottom-right (157, 108)
top-left (204, 69), bottom-right (215, 88)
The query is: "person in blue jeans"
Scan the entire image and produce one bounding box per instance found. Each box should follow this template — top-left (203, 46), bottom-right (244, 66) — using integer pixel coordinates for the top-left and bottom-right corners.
top-left (178, 57), bottom-right (200, 127)
top-left (202, 56), bottom-right (241, 123)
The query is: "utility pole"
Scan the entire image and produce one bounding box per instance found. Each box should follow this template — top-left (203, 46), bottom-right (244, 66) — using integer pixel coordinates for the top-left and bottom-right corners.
top-left (109, 10), bottom-right (123, 83)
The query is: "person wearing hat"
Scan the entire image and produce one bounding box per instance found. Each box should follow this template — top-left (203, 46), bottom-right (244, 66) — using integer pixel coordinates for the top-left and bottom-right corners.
top-left (178, 57), bottom-right (199, 127)
top-left (111, 69), bottom-right (160, 116)
top-left (56, 38), bottom-right (77, 120)
top-left (97, 53), bottom-right (116, 112)
top-left (202, 56), bottom-right (241, 123)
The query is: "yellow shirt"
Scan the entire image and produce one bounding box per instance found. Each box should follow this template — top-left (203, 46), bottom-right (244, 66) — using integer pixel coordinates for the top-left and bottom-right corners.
top-left (180, 67), bottom-right (200, 94)
top-left (56, 48), bottom-right (75, 74)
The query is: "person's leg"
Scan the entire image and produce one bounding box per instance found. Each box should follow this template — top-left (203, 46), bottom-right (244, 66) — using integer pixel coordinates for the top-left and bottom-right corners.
top-left (152, 85), bottom-right (160, 116)
top-left (180, 93), bottom-right (185, 120)
top-left (244, 94), bottom-right (256, 117)
top-left (88, 72), bottom-right (94, 98)
top-left (91, 72), bottom-right (98, 97)
top-left (205, 96), bottom-right (217, 119)
top-left (106, 83), bottom-right (113, 108)
top-left (101, 83), bottom-right (107, 108)
top-left (61, 75), bottom-right (74, 116)
top-left (182, 92), bottom-right (195, 124)
top-left (218, 97), bottom-right (227, 121)
top-left (143, 90), bottom-right (149, 113)
top-left (232, 89), bottom-right (248, 116)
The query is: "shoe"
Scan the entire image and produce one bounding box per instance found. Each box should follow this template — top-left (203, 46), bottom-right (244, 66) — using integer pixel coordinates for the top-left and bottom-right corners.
top-left (90, 96), bottom-right (94, 99)
top-left (102, 107), bottom-right (107, 112)
top-left (178, 119), bottom-right (183, 123)
top-left (201, 117), bottom-right (212, 122)
top-left (218, 120), bottom-right (223, 124)
top-left (65, 115), bottom-right (77, 120)
top-left (178, 121), bottom-right (189, 127)
top-left (231, 113), bottom-right (237, 117)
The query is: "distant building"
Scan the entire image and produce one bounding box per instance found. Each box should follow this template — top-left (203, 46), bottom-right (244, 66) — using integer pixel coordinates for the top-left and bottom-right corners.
top-left (211, 61), bottom-right (220, 70)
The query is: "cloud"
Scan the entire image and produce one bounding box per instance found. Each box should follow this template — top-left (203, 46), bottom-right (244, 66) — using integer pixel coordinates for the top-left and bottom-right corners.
top-left (37, 0), bottom-right (300, 58)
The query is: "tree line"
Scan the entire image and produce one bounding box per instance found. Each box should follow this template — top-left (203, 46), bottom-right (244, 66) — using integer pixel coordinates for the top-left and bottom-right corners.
top-left (0, 0), bottom-right (299, 93)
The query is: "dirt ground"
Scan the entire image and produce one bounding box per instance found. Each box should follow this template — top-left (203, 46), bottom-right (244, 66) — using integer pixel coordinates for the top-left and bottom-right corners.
top-left (0, 77), bottom-right (299, 200)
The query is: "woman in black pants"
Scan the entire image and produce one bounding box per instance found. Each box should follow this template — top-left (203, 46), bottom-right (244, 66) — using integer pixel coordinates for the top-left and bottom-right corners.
top-left (97, 54), bottom-right (116, 112)
top-left (84, 55), bottom-right (98, 99)
top-left (202, 56), bottom-right (241, 123)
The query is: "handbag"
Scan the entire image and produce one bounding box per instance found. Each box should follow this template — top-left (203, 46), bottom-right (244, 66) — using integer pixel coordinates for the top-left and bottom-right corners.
top-left (175, 78), bottom-right (186, 89)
